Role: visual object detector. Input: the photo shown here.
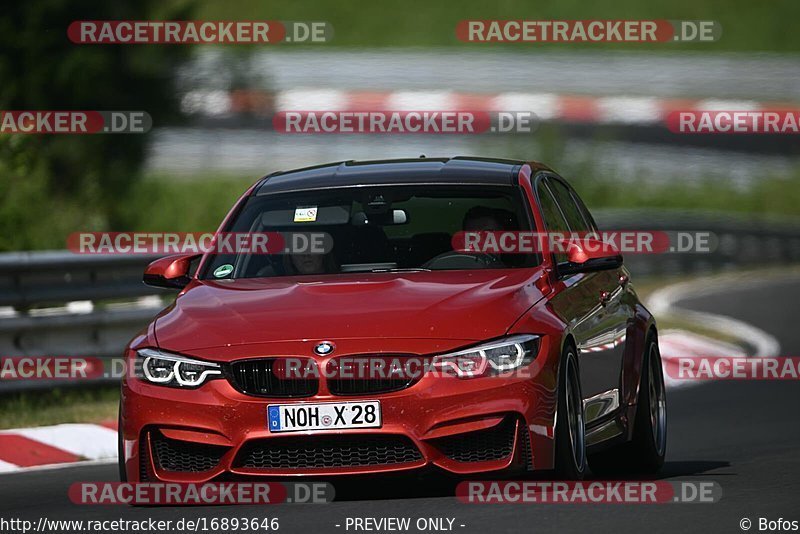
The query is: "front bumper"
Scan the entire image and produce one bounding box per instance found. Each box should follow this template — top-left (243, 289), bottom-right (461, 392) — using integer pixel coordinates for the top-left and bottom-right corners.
top-left (121, 339), bottom-right (558, 482)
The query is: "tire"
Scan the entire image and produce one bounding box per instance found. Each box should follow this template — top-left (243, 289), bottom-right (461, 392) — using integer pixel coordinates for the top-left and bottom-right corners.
top-left (588, 335), bottom-right (667, 474)
top-left (117, 404), bottom-right (127, 482)
top-left (553, 346), bottom-right (587, 480)
top-left (629, 337), bottom-right (667, 472)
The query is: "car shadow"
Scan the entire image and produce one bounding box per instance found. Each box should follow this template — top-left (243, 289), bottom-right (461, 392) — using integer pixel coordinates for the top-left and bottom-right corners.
top-left (324, 470), bottom-right (461, 501)
top-left (652, 460), bottom-right (733, 478)
top-left (323, 460), bottom-right (733, 502)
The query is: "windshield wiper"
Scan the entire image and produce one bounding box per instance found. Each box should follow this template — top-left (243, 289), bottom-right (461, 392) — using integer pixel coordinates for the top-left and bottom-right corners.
top-left (369, 267), bottom-right (432, 273)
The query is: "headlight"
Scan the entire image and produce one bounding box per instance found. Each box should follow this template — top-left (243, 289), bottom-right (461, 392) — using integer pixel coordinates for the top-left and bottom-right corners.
top-left (137, 348), bottom-right (222, 388)
top-left (430, 335), bottom-right (540, 378)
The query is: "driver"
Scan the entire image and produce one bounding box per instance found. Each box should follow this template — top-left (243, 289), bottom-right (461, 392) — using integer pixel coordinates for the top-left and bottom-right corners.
top-left (462, 206), bottom-right (515, 231)
top-left (287, 253), bottom-right (325, 275)
top-left (458, 206), bottom-right (522, 267)
top-left (283, 251), bottom-right (338, 275)
top-left (255, 251), bottom-right (336, 277)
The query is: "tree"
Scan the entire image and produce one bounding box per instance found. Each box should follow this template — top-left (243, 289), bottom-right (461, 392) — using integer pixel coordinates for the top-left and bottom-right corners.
top-left (0, 0), bottom-right (193, 250)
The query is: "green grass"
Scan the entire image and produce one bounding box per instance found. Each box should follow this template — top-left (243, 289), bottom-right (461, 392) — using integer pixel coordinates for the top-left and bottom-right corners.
top-left (191, 0), bottom-right (800, 51)
top-left (115, 173), bottom-right (256, 233)
top-left (131, 169), bottom-right (800, 235)
top-left (571, 174), bottom-right (800, 219)
top-left (0, 387), bottom-right (119, 430)
top-left (3, 165), bottom-right (799, 252)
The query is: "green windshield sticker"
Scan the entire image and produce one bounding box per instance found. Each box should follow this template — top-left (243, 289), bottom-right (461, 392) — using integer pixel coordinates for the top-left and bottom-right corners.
top-left (213, 264), bottom-right (233, 278)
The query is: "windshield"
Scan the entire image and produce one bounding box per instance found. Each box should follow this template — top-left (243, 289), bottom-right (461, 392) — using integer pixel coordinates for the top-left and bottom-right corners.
top-left (201, 184), bottom-right (539, 279)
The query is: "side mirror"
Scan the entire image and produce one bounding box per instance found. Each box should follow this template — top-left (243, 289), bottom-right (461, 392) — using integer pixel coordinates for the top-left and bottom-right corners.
top-left (143, 254), bottom-right (201, 289)
top-left (558, 239), bottom-right (622, 276)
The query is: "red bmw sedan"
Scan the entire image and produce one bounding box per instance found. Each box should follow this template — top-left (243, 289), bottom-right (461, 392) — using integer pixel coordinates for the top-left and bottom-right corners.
top-left (119, 157), bottom-right (666, 482)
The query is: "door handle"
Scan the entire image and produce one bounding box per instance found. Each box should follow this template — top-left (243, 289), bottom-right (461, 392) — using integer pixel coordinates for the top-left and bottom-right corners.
top-left (599, 291), bottom-right (611, 305)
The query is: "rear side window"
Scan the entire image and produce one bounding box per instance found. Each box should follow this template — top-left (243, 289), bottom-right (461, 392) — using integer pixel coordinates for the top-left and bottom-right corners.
top-left (536, 181), bottom-right (569, 233)
top-left (547, 178), bottom-right (590, 232)
top-left (536, 180), bottom-right (570, 264)
top-left (572, 190), bottom-right (599, 233)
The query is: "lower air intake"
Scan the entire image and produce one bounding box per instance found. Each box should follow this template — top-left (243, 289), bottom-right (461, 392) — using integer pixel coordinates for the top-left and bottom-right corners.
top-left (431, 417), bottom-right (517, 463)
top-left (150, 431), bottom-right (228, 473)
top-left (235, 434), bottom-right (422, 469)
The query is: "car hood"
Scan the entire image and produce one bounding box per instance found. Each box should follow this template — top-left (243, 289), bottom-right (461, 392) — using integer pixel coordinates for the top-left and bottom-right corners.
top-left (153, 269), bottom-right (546, 352)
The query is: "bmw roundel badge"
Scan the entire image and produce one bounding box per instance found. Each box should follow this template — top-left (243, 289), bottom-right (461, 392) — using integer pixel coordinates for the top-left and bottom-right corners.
top-left (314, 341), bottom-right (335, 355)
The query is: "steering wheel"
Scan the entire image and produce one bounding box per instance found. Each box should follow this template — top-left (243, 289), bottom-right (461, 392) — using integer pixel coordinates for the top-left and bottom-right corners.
top-left (422, 251), bottom-right (503, 270)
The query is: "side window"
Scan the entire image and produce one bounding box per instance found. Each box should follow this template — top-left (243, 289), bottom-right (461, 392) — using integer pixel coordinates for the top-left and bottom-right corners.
top-left (536, 180), bottom-right (568, 233)
top-left (571, 191), bottom-right (599, 233)
top-left (536, 180), bottom-right (569, 264)
top-left (547, 178), bottom-right (590, 232)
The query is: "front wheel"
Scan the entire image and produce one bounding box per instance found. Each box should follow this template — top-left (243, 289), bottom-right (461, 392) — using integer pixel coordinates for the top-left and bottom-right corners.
top-left (553, 346), bottom-right (587, 479)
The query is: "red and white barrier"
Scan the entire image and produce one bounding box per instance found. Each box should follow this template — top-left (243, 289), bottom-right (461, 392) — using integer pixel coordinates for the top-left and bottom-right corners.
top-left (0, 421), bottom-right (117, 473)
top-left (182, 87), bottom-right (798, 128)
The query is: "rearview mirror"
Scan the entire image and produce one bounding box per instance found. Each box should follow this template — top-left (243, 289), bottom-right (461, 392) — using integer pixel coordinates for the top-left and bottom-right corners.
top-left (351, 209), bottom-right (408, 225)
top-left (557, 239), bottom-right (622, 276)
top-left (143, 254), bottom-right (201, 289)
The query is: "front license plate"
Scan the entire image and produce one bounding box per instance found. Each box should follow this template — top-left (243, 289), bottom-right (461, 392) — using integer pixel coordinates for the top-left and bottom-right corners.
top-left (267, 401), bottom-right (381, 433)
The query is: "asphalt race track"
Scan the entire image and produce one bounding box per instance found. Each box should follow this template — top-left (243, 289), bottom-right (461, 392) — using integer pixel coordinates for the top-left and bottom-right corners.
top-left (2, 275), bottom-right (798, 534)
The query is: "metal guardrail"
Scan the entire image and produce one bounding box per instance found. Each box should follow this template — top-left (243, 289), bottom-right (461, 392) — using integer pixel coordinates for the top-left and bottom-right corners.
top-left (0, 253), bottom-right (170, 392)
top-left (594, 210), bottom-right (800, 276)
top-left (0, 252), bottom-right (164, 308)
top-left (1, 210), bottom-right (799, 392)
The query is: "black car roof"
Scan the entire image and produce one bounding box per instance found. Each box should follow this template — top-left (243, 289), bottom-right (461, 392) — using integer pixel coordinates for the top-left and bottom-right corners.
top-left (255, 156), bottom-right (552, 195)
